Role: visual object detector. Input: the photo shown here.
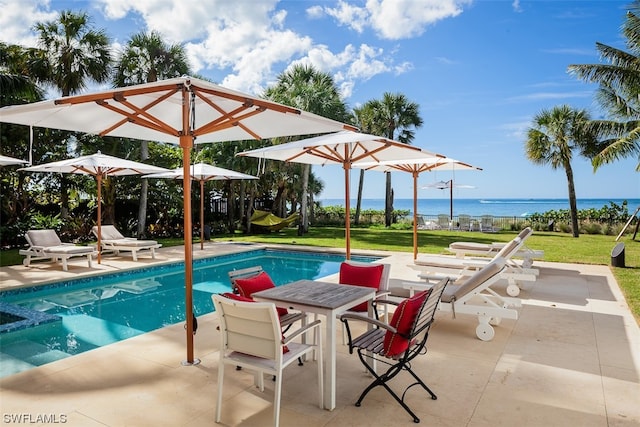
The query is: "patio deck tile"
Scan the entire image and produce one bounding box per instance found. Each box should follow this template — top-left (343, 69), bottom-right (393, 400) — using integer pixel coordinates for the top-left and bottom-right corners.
top-left (1, 244), bottom-right (639, 426)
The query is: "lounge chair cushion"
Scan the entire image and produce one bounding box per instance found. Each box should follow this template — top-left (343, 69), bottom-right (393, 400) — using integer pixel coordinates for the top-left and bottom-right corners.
top-left (383, 290), bottom-right (430, 357)
top-left (339, 263), bottom-right (384, 312)
top-left (234, 272), bottom-right (289, 316)
top-left (44, 245), bottom-right (94, 254)
top-left (104, 238), bottom-right (158, 247)
top-left (26, 229), bottom-right (63, 247)
top-left (219, 292), bottom-right (289, 354)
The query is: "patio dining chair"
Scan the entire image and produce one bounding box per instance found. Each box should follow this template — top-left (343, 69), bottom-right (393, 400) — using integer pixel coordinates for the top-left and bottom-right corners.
top-left (336, 260), bottom-right (391, 343)
top-left (228, 266), bottom-right (307, 331)
top-left (339, 277), bottom-right (449, 423)
top-left (212, 294), bottom-right (323, 427)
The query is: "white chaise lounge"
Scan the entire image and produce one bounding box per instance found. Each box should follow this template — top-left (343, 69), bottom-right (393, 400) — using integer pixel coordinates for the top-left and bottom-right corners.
top-left (20, 229), bottom-right (96, 271)
top-left (404, 257), bottom-right (520, 341)
top-left (446, 230), bottom-right (544, 268)
top-left (92, 225), bottom-right (161, 261)
top-left (411, 227), bottom-right (538, 297)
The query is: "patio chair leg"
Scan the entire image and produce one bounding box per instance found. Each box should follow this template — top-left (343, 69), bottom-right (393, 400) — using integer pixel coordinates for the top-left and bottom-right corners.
top-left (354, 349), bottom-right (431, 423)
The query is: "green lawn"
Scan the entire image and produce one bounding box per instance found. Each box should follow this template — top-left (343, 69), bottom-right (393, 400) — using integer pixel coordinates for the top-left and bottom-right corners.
top-left (2, 227), bottom-right (638, 323)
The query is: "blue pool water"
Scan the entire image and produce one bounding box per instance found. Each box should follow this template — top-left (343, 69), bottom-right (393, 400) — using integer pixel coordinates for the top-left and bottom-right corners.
top-left (0, 248), bottom-right (379, 378)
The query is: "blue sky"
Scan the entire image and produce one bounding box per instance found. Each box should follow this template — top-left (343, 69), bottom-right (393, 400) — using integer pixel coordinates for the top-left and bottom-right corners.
top-left (1, 0), bottom-right (639, 201)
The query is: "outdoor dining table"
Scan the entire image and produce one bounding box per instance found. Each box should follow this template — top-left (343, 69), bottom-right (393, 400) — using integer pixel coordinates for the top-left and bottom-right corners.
top-left (252, 279), bottom-right (375, 411)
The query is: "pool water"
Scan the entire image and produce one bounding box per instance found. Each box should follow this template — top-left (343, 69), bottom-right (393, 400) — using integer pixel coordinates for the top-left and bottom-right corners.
top-left (0, 248), bottom-right (379, 378)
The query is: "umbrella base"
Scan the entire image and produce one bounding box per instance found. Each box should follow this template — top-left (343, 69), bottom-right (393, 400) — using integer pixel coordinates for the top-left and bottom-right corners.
top-left (181, 358), bottom-right (201, 366)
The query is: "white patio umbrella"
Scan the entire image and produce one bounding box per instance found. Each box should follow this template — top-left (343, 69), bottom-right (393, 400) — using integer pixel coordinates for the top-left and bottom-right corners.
top-left (0, 154), bottom-right (28, 166)
top-left (355, 156), bottom-right (481, 259)
top-left (237, 130), bottom-right (442, 259)
top-left (21, 151), bottom-right (169, 263)
top-left (144, 162), bottom-right (257, 250)
top-left (0, 75), bottom-right (354, 365)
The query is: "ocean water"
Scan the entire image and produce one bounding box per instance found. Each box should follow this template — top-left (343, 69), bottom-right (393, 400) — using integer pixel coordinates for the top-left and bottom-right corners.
top-left (318, 198), bottom-right (640, 218)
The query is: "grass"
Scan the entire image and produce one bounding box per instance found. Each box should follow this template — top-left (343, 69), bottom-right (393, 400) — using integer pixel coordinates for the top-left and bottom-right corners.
top-left (2, 227), bottom-right (638, 323)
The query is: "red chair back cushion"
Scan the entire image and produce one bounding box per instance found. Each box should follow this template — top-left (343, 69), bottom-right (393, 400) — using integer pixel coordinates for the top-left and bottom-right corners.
top-left (382, 290), bottom-right (431, 357)
top-left (339, 263), bottom-right (384, 312)
top-left (234, 271), bottom-right (288, 316)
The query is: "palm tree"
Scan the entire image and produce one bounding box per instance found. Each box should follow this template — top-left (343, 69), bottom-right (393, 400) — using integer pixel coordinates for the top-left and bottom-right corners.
top-left (113, 30), bottom-right (190, 238)
top-left (525, 105), bottom-right (598, 238)
top-left (31, 10), bottom-right (112, 219)
top-left (264, 64), bottom-right (350, 234)
top-left (352, 104), bottom-right (376, 225)
top-left (0, 42), bottom-right (43, 107)
top-left (567, 2), bottom-right (640, 171)
top-left (363, 93), bottom-right (423, 227)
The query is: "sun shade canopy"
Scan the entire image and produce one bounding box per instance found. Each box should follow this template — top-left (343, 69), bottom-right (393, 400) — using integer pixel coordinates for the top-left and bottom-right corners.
top-left (0, 76), bottom-right (355, 144)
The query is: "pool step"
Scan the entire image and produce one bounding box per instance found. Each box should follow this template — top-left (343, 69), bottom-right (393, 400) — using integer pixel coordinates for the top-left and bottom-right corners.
top-left (61, 314), bottom-right (146, 347)
top-left (0, 340), bottom-right (71, 376)
top-left (192, 281), bottom-right (232, 294)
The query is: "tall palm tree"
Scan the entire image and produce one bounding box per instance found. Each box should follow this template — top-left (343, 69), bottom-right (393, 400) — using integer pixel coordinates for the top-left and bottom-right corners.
top-left (567, 1), bottom-right (640, 171)
top-left (525, 105), bottom-right (598, 238)
top-left (264, 64), bottom-right (350, 234)
top-left (0, 42), bottom-right (43, 107)
top-left (364, 93), bottom-right (423, 227)
top-left (31, 10), bottom-right (112, 219)
top-left (352, 104), bottom-right (376, 225)
top-left (113, 30), bottom-right (190, 238)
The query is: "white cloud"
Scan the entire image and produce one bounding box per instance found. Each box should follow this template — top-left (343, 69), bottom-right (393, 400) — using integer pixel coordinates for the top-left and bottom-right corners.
top-left (435, 56), bottom-right (458, 65)
top-left (507, 91), bottom-right (594, 102)
top-left (324, 0), bottom-right (369, 33)
top-left (319, 0), bottom-right (470, 40)
top-left (512, 0), bottom-right (522, 13)
top-left (0, 0), bottom-right (57, 47)
top-left (305, 5), bottom-right (324, 20)
top-left (0, 0), bottom-right (431, 99)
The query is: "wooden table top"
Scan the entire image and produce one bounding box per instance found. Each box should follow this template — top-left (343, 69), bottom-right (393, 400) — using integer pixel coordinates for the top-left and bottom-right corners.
top-left (252, 279), bottom-right (374, 310)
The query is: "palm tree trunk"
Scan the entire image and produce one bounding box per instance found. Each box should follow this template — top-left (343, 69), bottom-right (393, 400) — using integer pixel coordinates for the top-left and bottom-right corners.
top-left (565, 162), bottom-right (580, 237)
top-left (60, 177), bottom-right (69, 219)
top-left (137, 140), bottom-right (149, 238)
top-left (385, 172), bottom-right (393, 227)
top-left (227, 181), bottom-right (235, 233)
top-left (299, 164), bottom-right (310, 234)
top-left (355, 169), bottom-right (364, 225)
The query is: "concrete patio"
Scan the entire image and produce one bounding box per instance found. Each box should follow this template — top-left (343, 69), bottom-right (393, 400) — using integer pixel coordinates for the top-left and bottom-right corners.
top-left (1, 242), bottom-right (639, 426)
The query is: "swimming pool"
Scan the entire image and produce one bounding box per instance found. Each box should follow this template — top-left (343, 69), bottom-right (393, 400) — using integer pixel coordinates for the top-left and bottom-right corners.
top-left (0, 248), bottom-right (379, 378)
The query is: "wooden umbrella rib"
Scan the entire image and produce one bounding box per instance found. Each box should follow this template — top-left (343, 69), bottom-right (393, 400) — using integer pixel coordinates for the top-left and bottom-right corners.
top-left (293, 145), bottom-right (344, 163)
top-left (194, 85), bottom-right (301, 115)
top-left (349, 142), bottom-right (393, 163)
top-left (54, 83), bottom-right (183, 105)
top-left (117, 97), bottom-right (180, 134)
top-left (195, 107), bottom-right (265, 139)
top-left (95, 100), bottom-right (179, 137)
top-left (193, 95), bottom-right (257, 133)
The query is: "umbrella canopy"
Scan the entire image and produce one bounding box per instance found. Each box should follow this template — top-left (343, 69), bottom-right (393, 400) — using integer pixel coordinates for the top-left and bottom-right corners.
top-left (21, 151), bottom-right (169, 263)
top-left (355, 157), bottom-right (481, 259)
top-left (0, 154), bottom-right (28, 166)
top-left (0, 75), bottom-right (353, 364)
top-left (144, 163), bottom-right (257, 249)
top-left (237, 130), bottom-right (442, 258)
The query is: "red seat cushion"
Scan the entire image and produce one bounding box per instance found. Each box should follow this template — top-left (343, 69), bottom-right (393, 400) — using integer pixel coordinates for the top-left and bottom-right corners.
top-left (234, 271), bottom-right (288, 316)
top-left (220, 292), bottom-right (289, 354)
top-left (339, 263), bottom-right (384, 312)
top-left (382, 290), bottom-right (431, 357)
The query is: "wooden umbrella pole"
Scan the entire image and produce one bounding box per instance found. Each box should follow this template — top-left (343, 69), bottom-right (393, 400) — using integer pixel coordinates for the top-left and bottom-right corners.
top-left (344, 160), bottom-right (351, 260)
top-left (97, 174), bottom-right (102, 264)
top-left (181, 86), bottom-right (198, 366)
top-left (200, 179), bottom-right (204, 250)
top-left (413, 172), bottom-right (418, 260)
